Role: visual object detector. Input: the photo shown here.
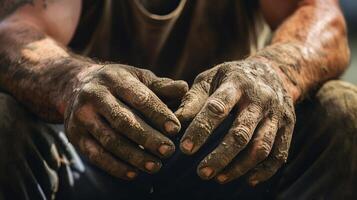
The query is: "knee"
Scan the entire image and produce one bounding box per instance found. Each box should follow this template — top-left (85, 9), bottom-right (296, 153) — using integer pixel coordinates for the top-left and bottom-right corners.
top-left (315, 80), bottom-right (357, 133)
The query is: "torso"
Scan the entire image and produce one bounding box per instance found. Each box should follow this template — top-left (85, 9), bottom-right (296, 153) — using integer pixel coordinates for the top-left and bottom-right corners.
top-left (69, 0), bottom-right (269, 83)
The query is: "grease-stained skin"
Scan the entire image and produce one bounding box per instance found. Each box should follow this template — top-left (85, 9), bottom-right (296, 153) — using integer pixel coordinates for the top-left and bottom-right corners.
top-left (0, 0), bottom-right (188, 180)
top-left (0, 0), bottom-right (350, 185)
top-left (176, 0), bottom-right (349, 185)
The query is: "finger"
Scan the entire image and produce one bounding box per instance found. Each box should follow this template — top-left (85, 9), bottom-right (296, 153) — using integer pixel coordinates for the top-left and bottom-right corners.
top-left (175, 80), bottom-right (210, 124)
top-left (114, 71), bottom-right (181, 135)
top-left (180, 82), bottom-right (242, 154)
top-left (216, 116), bottom-right (279, 184)
top-left (247, 123), bottom-right (294, 186)
top-left (149, 77), bottom-right (189, 100)
top-left (84, 113), bottom-right (162, 173)
top-left (77, 134), bottom-right (138, 180)
top-left (197, 103), bottom-right (263, 180)
top-left (89, 94), bottom-right (175, 158)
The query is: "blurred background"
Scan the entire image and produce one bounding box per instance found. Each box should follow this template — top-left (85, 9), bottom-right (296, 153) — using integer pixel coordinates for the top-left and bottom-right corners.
top-left (341, 0), bottom-right (357, 84)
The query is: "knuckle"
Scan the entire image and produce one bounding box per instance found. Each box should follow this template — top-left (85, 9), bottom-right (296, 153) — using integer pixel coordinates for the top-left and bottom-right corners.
top-left (78, 83), bottom-right (105, 103)
top-left (274, 151), bottom-right (288, 165)
top-left (284, 109), bottom-right (296, 125)
top-left (141, 68), bottom-right (155, 77)
top-left (132, 88), bottom-right (150, 107)
top-left (86, 147), bottom-right (102, 163)
top-left (194, 72), bottom-right (209, 83)
top-left (100, 134), bottom-right (114, 147)
top-left (97, 68), bottom-right (115, 82)
top-left (138, 68), bottom-right (155, 76)
top-left (183, 118), bottom-right (212, 146)
top-left (206, 98), bottom-right (227, 117)
top-left (217, 64), bottom-right (232, 75)
top-left (137, 68), bottom-right (156, 83)
top-left (73, 104), bottom-right (93, 122)
top-left (99, 66), bottom-right (131, 83)
top-left (258, 87), bottom-right (276, 104)
top-left (254, 143), bottom-right (271, 161)
top-left (231, 127), bottom-right (250, 147)
top-left (79, 83), bottom-right (96, 98)
top-left (247, 103), bottom-right (263, 114)
top-left (191, 116), bottom-right (213, 137)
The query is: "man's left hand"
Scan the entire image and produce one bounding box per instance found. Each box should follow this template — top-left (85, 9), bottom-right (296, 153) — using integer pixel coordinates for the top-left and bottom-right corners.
top-left (175, 59), bottom-right (296, 186)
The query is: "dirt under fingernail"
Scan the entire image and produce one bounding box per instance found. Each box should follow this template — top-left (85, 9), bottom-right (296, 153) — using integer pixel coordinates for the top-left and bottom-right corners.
top-left (164, 121), bottom-right (180, 134)
top-left (217, 174), bottom-right (228, 183)
top-left (159, 144), bottom-right (172, 156)
top-left (145, 161), bottom-right (157, 171)
top-left (200, 167), bottom-right (214, 178)
top-left (248, 175), bottom-right (259, 187)
top-left (249, 179), bottom-right (259, 187)
top-left (181, 139), bottom-right (194, 153)
top-left (126, 171), bottom-right (137, 179)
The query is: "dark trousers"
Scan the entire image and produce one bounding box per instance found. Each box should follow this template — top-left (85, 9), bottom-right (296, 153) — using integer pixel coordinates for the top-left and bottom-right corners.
top-left (1, 80), bottom-right (357, 200)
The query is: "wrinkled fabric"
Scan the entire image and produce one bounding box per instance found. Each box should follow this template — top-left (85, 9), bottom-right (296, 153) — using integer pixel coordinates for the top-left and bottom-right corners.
top-left (0, 80), bottom-right (356, 200)
top-left (69, 0), bottom-right (270, 84)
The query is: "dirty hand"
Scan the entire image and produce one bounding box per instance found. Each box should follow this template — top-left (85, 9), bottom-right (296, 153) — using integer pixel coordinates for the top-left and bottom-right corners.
top-left (176, 59), bottom-right (296, 185)
top-left (65, 64), bottom-right (188, 180)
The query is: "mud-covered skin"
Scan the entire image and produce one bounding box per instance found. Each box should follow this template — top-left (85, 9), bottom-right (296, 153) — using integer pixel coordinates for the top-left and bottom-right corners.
top-left (177, 0), bottom-right (349, 186)
top-left (0, 17), bottom-right (188, 180)
top-left (65, 64), bottom-right (188, 179)
top-left (176, 60), bottom-right (296, 185)
top-left (258, 0), bottom-right (350, 102)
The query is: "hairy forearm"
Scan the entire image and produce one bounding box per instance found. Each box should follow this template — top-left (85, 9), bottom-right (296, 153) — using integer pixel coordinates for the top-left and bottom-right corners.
top-left (252, 0), bottom-right (349, 102)
top-left (0, 19), bottom-right (99, 122)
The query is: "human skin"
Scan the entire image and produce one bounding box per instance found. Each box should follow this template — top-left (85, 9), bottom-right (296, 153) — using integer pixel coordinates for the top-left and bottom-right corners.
top-left (0, 0), bottom-right (350, 185)
top-left (0, 0), bottom-right (188, 180)
top-left (177, 0), bottom-right (350, 185)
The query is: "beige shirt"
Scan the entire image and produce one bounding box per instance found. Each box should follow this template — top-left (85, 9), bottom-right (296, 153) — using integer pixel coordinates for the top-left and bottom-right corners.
top-left (70, 0), bottom-right (270, 83)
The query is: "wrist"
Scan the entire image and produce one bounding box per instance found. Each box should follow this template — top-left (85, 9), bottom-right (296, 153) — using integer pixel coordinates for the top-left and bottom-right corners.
top-left (55, 61), bottom-right (103, 116)
top-left (271, 64), bottom-right (301, 103)
top-left (248, 56), bottom-right (301, 103)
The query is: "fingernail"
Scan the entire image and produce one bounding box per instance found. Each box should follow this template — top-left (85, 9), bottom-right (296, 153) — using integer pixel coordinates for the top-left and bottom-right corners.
top-left (145, 161), bottom-right (156, 171)
top-left (200, 167), bottom-right (214, 178)
top-left (216, 174), bottom-right (229, 184)
top-left (164, 121), bottom-right (180, 134)
top-left (181, 139), bottom-right (194, 153)
top-left (248, 175), bottom-right (259, 187)
top-left (126, 171), bottom-right (137, 179)
top-left (158, 144), bottom-right (172, 156)
top-left (249, 179), bottom-right (259, 187)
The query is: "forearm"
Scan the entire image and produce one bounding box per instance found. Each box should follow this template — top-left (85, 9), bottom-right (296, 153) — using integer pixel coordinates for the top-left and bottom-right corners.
top-left (0, 19), bottom-right (100, 122)
top-left (252, 0), bottom-right (350, 102)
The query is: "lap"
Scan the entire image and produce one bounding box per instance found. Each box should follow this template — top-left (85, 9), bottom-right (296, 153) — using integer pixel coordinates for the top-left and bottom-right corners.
top-left (0, 80), bottom-right (356, 200)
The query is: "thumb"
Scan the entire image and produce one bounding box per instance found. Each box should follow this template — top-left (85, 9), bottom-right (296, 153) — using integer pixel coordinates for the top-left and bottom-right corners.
top-left (175, 83), bottom-right (209, 124)
top-left (150, 77), bottom-right (189, 100)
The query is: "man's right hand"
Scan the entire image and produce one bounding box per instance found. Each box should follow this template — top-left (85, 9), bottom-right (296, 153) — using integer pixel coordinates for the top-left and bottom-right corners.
top-left (64, 64), bottom-right (188, 180)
